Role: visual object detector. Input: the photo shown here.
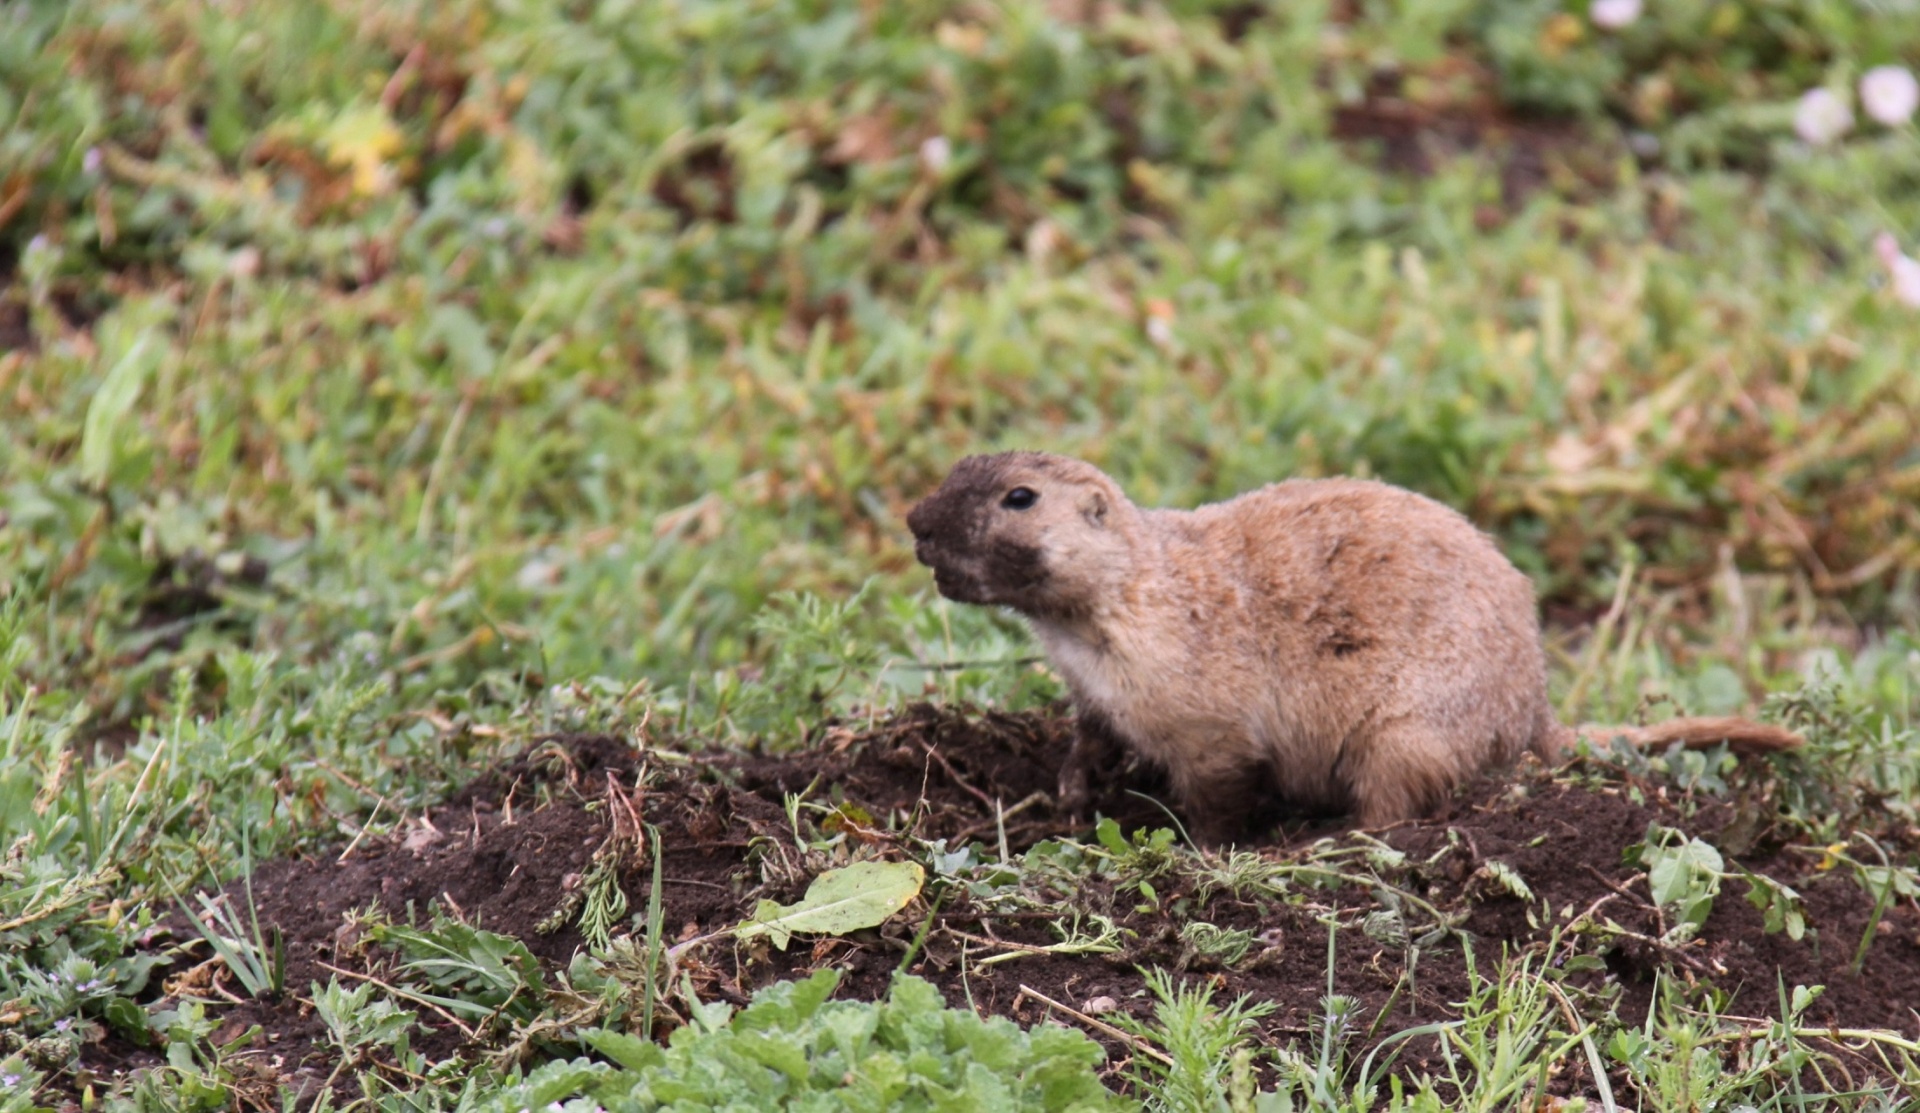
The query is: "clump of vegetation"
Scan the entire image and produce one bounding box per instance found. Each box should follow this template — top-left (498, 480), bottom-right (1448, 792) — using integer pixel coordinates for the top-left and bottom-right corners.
top-left (483, 969), bottom-right (1121, 1112)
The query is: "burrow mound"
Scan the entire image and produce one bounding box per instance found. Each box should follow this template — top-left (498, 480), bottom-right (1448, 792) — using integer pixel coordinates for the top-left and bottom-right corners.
top-left (83, 705), bottom-right (1920, 1100)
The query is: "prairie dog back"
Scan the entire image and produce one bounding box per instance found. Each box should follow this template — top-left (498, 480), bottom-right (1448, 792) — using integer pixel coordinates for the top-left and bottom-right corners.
top-left (1181, 478), bottom-right (1559, 788)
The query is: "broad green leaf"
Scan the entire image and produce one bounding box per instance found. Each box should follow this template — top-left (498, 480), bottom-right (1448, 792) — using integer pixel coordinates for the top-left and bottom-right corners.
top-left (1738, 866), bottom-right (1807, 941)
top-left (734, 1030), bottom-right (811, 1080)
top-left (1644, 833), bottom-right (1724, 930)
top-left (736, 860), bottom-right (925, 951)
top-left (370, 920), bottom-right (546, 1007)
top-left (728, 967), bottom-right (839, 1033)
top-left (78, 332), bottom-right (156, 487)
top-left (581, 1028), bottom-right (666, 1072)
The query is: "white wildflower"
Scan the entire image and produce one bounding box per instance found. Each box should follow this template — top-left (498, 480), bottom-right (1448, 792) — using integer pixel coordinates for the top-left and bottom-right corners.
top-left (516, 555), bottom-right (562, 591)
top-left (1889, 254), bottom-right (1920, 308)
top-left (1143, 298), bottom-right (1175, 348)
top-left (1873, 233), bottom-right (1920, 308)
top-left (1793, 87), bottom-right (1854, 146)
top-left (919, 135), bottom-right (952, 174)
top-left (1860, 66), bottom-right (1919, 127)
top-left (1590, 0), bottom-right (1641, 30)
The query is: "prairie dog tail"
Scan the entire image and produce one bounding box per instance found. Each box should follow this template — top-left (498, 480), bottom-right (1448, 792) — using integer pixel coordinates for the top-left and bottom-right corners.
top-left (1540, 717), bottom-right (1803, 761)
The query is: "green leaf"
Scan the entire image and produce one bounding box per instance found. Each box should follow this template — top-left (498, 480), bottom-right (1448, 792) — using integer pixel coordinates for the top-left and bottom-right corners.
top-left (102, 996), bottom-right (151, 1043)
top-left (512, 1058), bottom-right (616, 1108)
top-left (735, 860), bottom-right (925, 951)
top-left (1643, 831), bottom-right (1724, 931)
top-left (582, 1028), bottom-right (666, 1072)
top-left (740, 966), bottom-right (842, 1029)
top-left (370, 919), bottom-right (546, 1009)
top-left (79, 331), bottom-right (157, 487)
top-left (733, 1030), bottom-right (811, 1080)
top-left (428, 303), bottom-right (498, 380)
top-left (883, 972), bottom-right (944, 1021)
top-left (1739, 866), bottom-right (1807, 941)
top-left (1558, 954), bottom-right (1609, 974)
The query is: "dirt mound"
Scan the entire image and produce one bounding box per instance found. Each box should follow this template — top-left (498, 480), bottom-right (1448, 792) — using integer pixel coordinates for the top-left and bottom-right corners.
top-left (81, 706), bottom-right (1920, 1101)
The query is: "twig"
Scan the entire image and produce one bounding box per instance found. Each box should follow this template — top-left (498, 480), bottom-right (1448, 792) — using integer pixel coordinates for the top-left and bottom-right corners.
top-left (896, 656), bottom-right (1045, 672)
top-left (337, 797), bottom-right (387, 863)
top-left (313, 757), bottom-right (401, 814)
top-left (947, 929), bottom-right (1054, 956)
top-left (918, 741), bottom-right (998, 810)
top-left (207, 971), bottom-right (248, 1006)
top-left (369, 1056), bottom-right (430, 1085)
top-left (1538, 978), bottom-right (1619, 1113)
top-left (1565, 888), bottom-right (1624, 931)
top-left (931, 909), bottom-right (1078, 922)
top-left (1579, 865), bottom-right (1643, 905)
top-left (1580, 863), bottom-right (1671, 940)
top-left (1015, 985), bottom-right (1173, 1068)
top-left (1580, 918), bottom-right (1721, 977)
top-left (604, 768), bottom-right (647, 861)
top-left (951, 791), bottom-right (1052, 844)
top-left (1571, 866), bottom-right (1725, 974)
top-left (947, 928), bottom-right (1121, 966)
top-left (1700, 1026), bottom-right (1920, 1055)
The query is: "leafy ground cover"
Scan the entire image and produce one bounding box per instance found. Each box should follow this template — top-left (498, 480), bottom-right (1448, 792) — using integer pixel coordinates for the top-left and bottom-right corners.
top-left (29, 698), bottom-right (1920, 1110)
top-left (5, 0), bottom-right (1920, 1108)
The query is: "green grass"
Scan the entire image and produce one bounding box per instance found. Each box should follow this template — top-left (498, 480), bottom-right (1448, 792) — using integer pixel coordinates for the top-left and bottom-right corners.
top-left (4, 0), bottom-right (1920, 1107)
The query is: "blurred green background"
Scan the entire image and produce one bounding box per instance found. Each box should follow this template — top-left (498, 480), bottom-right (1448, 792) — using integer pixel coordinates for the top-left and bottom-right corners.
top-left (3, 0), bottom-right (1919, 736)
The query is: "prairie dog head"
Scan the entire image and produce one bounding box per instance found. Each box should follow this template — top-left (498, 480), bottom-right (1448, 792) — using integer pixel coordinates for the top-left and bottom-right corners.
top-left (905, 452), bottom-right (1140, 619)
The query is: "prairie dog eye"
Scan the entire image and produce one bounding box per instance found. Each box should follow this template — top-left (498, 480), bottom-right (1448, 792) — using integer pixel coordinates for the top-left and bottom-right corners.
top-left (1001, 486), bottom-right (1038, 510)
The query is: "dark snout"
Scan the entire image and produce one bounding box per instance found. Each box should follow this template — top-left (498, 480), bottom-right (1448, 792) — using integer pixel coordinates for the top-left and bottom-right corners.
top-left (904, 484), bottom-right (991, 603)
top-left (904, 495), bottom-right (944, 570)
top-left (905, 481), bottom-right (974, 556)
top-left (904, 496), bottom-right (939, 547)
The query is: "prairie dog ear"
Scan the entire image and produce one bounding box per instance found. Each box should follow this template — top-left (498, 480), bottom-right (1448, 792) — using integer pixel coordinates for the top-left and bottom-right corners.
top-left (1080, 489), bottom-right (1109, 527)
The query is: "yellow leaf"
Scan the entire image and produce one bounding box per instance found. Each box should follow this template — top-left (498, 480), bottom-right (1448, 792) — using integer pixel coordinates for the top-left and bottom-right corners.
top-left (322, 105), bottom-right (405, 196)
top-left (935, 21), bottom-right (987, 56)
top-left (1540, 13), bottom-right (1584, 58)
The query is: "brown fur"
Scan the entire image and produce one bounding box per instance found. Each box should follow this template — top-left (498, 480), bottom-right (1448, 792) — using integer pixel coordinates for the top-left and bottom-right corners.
top-left (905, 452), bottom-right (1801, 844)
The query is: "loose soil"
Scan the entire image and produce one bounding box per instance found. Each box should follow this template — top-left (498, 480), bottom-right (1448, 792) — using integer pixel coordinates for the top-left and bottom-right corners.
top-left (77, 706), bottom-right (1920, 1105)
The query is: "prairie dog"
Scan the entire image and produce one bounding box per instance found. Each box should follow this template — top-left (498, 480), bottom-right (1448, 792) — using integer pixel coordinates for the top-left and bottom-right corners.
top-left (904, 452), bottom-right (1800, 844)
